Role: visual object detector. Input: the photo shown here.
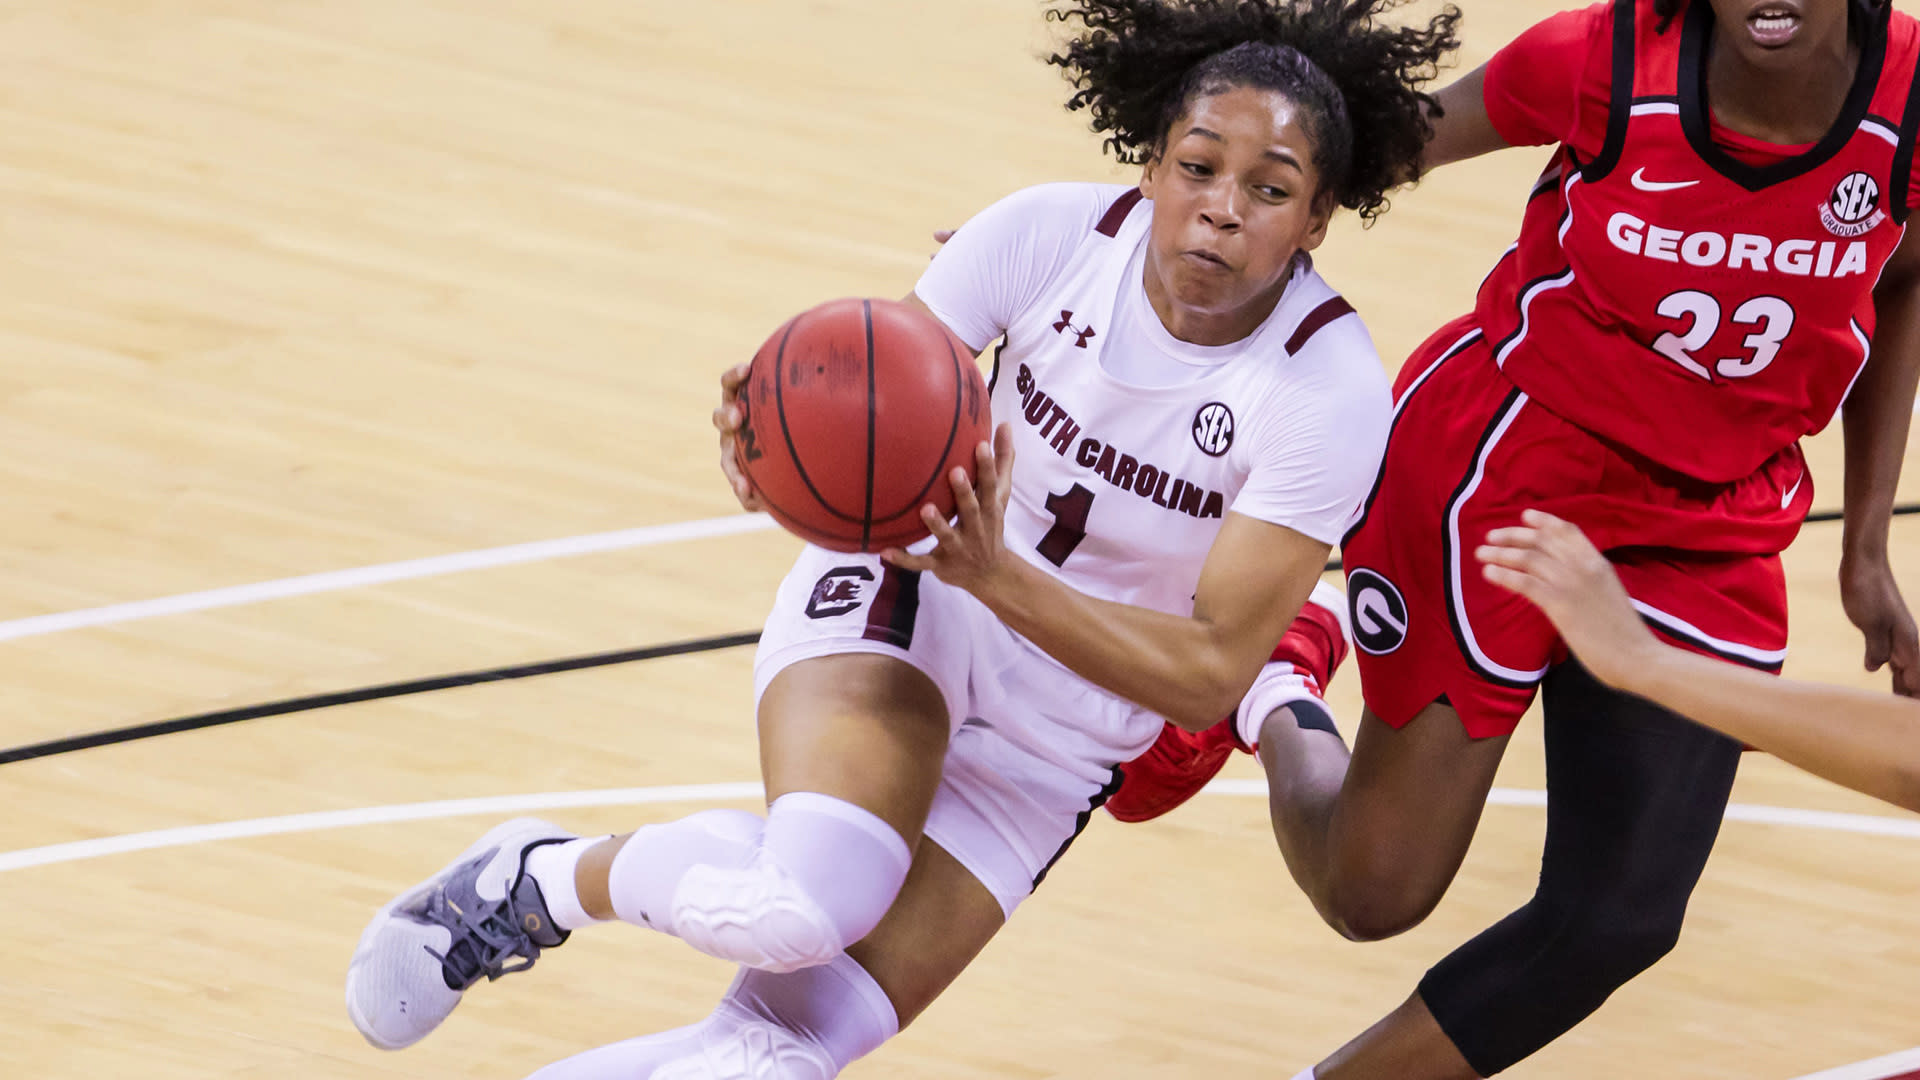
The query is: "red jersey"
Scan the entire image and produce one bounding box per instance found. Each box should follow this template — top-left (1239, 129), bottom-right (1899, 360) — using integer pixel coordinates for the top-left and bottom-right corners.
top-left (1474, 0), bottom-right (1920, 483)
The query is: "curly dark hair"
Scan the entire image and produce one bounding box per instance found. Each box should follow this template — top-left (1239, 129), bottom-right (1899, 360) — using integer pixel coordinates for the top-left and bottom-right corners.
top-left (1653, 0), bottom-right (1880, 37)
top-left (1045, 0), bottom-right (1462, 224)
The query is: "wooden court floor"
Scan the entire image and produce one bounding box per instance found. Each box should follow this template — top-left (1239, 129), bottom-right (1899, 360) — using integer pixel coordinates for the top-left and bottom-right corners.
top-left (0, 2), bottom-right (1916, 1077)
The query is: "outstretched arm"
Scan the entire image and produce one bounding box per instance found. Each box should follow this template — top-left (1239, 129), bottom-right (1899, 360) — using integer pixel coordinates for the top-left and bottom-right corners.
top-left (1480, 510), bottom-right (1920, 814)
top-left (1842, 229), bottom-right (1920, 696)
top-left (1420, 66), bottom-right (1510, 173)
top-left (1419, 3), bottom-right (1625, 177)
top-left (884, 428), bottom-right (1330, 732)
top-left (718, 289), bottom-right (1332, 732)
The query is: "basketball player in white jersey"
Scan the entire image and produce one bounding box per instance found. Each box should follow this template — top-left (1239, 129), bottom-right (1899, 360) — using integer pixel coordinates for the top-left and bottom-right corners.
top-left (343, 2), bottom-right (1458, 1076)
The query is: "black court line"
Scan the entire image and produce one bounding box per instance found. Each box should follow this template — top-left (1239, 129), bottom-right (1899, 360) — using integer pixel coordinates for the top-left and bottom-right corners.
top-left (0, 503), bottom-right (1903, 766)
top-left (0, 631), bottom-right (761, 766)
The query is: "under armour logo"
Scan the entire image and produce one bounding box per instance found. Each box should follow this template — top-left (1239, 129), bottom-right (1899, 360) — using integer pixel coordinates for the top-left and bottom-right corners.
top-left (1052, 310), bottom-right (1096, 348)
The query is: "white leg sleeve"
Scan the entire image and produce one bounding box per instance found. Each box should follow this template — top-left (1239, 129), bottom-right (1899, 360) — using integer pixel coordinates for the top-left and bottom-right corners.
top-left (663, 792), bottom-right (911, 972)
top-left (523, 1019), bottom-right (730, 1080)
top-left (522, 955), bottom-right (899, 1080)
top-left (604, 809), bottom-right (766, 933)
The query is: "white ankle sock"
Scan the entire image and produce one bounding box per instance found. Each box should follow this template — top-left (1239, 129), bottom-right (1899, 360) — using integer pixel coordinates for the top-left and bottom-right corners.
top-left (1291, 1069), bottom-right (1317, 1080)
top-left (523, 836), bottom-right (609, 932)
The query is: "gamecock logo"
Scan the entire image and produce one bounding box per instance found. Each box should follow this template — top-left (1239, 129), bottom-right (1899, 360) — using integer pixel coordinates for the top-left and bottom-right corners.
top-left (805, 566), bottom-right (875, 619)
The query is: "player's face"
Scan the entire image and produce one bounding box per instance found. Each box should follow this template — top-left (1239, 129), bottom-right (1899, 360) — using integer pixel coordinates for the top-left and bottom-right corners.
top-left (1708, 0), bottom-right (1850, 67)
top-left (1138, 86), bottom-right (1333, 330)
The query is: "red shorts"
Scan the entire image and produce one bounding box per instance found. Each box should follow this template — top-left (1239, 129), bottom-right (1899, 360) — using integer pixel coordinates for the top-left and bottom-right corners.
top-left (1342, 316), bottom-right (1810, 739)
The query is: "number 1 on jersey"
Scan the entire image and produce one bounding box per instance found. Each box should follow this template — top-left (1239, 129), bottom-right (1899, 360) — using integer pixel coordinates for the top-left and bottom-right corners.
top-left (1037, 483), bottom-right (1095, 567)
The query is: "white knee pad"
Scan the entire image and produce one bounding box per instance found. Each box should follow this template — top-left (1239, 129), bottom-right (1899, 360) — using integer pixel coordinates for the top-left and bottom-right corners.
top-left (669, 793), bottom-right (911, 973)
top-left (650, 1019), bottom-right (838, 1080)
top-left (671, 850), bottom-right (844, 972)
top-left (655, 953), bottom-right (896, 1079)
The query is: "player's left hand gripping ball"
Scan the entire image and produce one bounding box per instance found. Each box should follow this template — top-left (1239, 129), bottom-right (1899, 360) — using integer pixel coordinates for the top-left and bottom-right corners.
top-left (882, 424), bottom-right (1016, 595)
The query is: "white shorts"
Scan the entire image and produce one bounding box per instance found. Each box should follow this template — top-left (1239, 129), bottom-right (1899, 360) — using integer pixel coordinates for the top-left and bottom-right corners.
top-left (753, 545), bottom-right (1167, 917)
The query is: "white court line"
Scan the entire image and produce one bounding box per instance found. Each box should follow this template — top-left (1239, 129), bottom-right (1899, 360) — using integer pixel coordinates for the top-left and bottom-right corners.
top-left (6, 780), bottom-right (1919, 875)
top-left (4, 780), bottom-right (1915, 1080)
top-left (1211, 780), bottom-right (1920, 837)
top-left (0, 513), bottom-right (777, 643)
top-left (1791, 1048), bottom-right (1920, 1080)
top-left (0, 782), bottom-right (765, 872)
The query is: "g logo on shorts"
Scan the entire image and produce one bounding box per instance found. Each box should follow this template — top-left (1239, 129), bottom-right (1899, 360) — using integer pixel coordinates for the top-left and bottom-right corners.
top-left (1347, 568), bottom-right (1408, 655)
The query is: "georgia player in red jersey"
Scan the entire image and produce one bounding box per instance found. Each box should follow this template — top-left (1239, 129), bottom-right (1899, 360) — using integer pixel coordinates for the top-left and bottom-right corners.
top-left (1118, 0), bottom-right (1920, 1077)
top-left (1479, 508), bottom-right (1920, 815)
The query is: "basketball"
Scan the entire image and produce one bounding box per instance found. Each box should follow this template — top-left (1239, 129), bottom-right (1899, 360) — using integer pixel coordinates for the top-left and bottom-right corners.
top-left (734, 297), bottom-right (992, 553)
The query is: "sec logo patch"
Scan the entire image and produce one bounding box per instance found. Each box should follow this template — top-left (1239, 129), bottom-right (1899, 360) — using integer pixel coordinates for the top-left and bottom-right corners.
top-left (1821, 171), bottom-right (1886, 237)
top-left (1192, 402), bottom-right (1234, 456)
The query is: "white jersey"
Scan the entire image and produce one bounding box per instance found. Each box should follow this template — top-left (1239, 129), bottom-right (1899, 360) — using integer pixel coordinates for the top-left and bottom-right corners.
top-left (753, 185), bottom-right (1389, 912)
top-left (916, 182), bottom-right (1390, 618)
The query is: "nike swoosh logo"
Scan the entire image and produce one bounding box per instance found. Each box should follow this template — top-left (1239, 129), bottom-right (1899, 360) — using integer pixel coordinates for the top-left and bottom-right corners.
top-left (1631, 168), bottom-right (1700, 192)
top-left (1782, 472), bottom-right (1804, 510)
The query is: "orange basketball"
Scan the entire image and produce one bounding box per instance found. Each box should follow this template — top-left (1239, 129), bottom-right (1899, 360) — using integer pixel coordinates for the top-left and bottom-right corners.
top-left (733, 297), bottom-right (992, 553)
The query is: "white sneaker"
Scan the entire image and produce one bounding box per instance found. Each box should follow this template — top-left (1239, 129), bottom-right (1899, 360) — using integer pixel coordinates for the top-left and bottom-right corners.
top-left (345, 817), bottom-right (574, 1049)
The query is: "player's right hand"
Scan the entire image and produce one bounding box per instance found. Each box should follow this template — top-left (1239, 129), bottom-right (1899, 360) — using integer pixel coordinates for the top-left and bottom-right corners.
top-left (714, 362), bottom-right (765, 512)
top-left (1477, 510), bottom-right (1661, 692)
top-left (1840, 556), bottom-right (1920, 697)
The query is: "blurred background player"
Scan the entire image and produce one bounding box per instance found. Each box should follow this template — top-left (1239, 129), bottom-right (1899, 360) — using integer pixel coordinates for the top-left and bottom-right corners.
top-left (342, 1), bottom-right (1457, 1077)
top-left (1481, 509), bottom-right (1920, 814)
top-left (1116, 1), bottom-right (1920, 1077)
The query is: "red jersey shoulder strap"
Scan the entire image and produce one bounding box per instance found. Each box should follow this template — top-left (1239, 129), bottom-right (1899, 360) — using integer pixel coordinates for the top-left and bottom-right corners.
top-left (1884, 10), bottom-right (1920, 220)
top-left (1627, 0), bottom-right (1679, 100)
top-left (1579, 0), bottom-right (1639, 182)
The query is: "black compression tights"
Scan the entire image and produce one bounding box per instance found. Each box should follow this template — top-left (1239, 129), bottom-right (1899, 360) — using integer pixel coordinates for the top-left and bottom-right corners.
top-left (1417, 659), bottom-right (1744, 1076)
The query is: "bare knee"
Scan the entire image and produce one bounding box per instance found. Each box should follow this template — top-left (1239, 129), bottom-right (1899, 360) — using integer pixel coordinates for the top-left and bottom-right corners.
top-left (1308, 703), bottom-right (1508, 941)
top-left (1318, 861), bottom-right (1448, 941)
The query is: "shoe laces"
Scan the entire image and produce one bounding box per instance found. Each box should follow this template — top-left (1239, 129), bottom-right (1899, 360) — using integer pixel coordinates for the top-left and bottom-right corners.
top-left (420, 877), bottom-right (546, 990)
